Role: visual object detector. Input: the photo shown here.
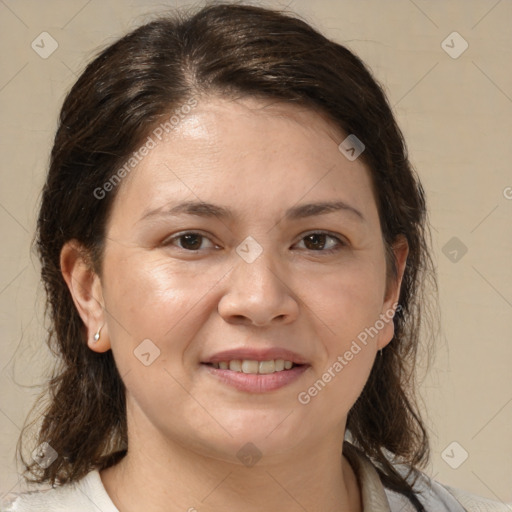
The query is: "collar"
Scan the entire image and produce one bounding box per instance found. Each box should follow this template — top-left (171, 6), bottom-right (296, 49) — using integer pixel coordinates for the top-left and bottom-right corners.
top-left (343, 441), bottom-right (392, 511)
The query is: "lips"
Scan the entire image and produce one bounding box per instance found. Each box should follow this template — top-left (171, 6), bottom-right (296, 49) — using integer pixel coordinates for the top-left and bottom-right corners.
top-left (200, 347), bottom-right (310, 392)
top-left (201, 362), bottom-right (309, 393)
top-left (202, 347), bottom-right (309, 365)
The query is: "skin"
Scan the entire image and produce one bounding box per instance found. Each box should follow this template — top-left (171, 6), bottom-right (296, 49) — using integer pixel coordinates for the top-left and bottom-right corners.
top-left (61, 96), bottom-right (408, 512)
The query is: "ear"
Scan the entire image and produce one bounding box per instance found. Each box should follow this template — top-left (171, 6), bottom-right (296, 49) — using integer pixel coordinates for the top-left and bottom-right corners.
top-left (60, 240), bottom-right (111, 353)
top-left (377, 235), bottom-right (409, 350)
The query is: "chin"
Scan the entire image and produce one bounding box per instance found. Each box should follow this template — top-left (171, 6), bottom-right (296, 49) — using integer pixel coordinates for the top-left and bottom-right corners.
top-left (189, 413), bottom-right (310, 463)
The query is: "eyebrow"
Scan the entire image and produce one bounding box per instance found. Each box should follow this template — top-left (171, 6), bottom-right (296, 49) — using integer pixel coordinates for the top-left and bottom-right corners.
top-left (139, 199), bottom-right (365, 223)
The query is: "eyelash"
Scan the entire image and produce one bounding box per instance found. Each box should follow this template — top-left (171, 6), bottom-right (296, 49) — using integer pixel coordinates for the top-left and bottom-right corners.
top-left (162, 231), bottom-right (347, 254)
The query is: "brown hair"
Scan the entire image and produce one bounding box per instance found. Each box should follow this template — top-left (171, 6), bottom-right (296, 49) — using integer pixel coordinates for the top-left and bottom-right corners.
top-left (18, 2), bottom-right (436, 505)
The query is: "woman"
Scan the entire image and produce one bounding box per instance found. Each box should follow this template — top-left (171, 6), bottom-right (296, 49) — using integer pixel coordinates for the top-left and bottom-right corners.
top-left (3, 3), bottom-right (507, 511)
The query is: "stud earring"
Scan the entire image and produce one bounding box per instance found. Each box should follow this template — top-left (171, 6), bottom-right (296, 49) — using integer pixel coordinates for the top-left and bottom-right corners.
top-left (93, 325), bottom-right (103, 343)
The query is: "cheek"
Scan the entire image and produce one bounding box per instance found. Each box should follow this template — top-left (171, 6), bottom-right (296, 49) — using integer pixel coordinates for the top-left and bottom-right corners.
top-left (298, 279), bottom-right (380, 419)
top-left (100, 252), bottom-right (227, 433)
top-left (299, 255), bottom-right (386, 402)
top-left (307, 254), bottom-right (387, 340)
top-left (101, 250), bottom-right (226, 366)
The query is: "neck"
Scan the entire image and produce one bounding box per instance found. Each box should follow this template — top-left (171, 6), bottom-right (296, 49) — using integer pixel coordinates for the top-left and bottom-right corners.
top-left (100, 405), bottom-right (362, 512)
top-left (102, 446), bottom-right (361, 512)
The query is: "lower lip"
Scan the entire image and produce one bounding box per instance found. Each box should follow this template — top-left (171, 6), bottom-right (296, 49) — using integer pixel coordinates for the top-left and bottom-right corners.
top-left (201, 364), bottom-right (310, 393)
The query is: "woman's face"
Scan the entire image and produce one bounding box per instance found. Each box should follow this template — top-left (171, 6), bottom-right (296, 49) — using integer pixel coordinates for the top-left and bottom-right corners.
top-left (90, 96), bottom-right (406, 462)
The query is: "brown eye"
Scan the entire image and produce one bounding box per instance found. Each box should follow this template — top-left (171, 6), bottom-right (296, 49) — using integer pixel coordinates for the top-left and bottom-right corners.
top-left (163, 232), bottom-right (217, 251)
top-left (178, 233), bottom-right (203, 250)
top-left (296, 232), bottom-right (345, 253)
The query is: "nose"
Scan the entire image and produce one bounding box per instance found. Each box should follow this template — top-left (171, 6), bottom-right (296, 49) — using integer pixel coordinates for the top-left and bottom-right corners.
top-left (217, 251), bottom-right (300, 327)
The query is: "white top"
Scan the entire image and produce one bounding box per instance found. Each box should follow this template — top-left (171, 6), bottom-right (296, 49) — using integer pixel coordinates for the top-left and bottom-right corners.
top-left (2, 444), bottom-right (510, 511)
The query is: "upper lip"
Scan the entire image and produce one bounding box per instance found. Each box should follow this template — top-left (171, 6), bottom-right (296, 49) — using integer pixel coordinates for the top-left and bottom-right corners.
top-left (202, 348), bottom-right (309, 365)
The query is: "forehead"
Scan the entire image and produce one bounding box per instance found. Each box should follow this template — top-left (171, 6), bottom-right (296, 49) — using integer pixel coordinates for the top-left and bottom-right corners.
top-left (108, 96), bottom-right (378, 227)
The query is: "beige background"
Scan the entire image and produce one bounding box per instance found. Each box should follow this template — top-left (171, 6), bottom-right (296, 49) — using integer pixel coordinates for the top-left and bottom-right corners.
top-left (1, 0), bottom-right (511, 505)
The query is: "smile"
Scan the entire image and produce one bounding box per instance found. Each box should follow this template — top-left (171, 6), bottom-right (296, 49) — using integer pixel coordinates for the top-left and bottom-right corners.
top-left (201, 361), bottom-right (309, 393)
top-left (206, 359), bottom-right (298, 374)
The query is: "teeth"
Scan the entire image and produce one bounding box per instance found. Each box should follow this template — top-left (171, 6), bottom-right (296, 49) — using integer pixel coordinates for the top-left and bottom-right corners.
top-left (210, 359), bottom-right (297, 374)
top-left (229, 360), bottom-right (242, 372)
top-left (242, 360), bottom-right (259, 373)
top-left (258, 360), bottom-right (275, 374)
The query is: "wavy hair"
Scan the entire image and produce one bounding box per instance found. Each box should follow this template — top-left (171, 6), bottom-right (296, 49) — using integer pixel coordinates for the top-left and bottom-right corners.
top-left (18, 3), bottom-right (437, 506)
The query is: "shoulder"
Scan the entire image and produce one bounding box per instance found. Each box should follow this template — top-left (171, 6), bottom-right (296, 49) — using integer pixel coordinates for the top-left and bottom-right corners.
top-left (1, 470), bottom-right (119, 512)
top-left (386, 462), bottom-right (511, 512)
top-left (442, 484), bottom-right (512, 512)
top-left (343, 441), bottom-right (510, 512)
top-left (1, 485), bottom-right (82, 512)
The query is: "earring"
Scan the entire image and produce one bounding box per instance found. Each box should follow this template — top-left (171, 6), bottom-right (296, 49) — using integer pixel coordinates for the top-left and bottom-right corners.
top-left (93, 325), bottom-right (103, 343)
